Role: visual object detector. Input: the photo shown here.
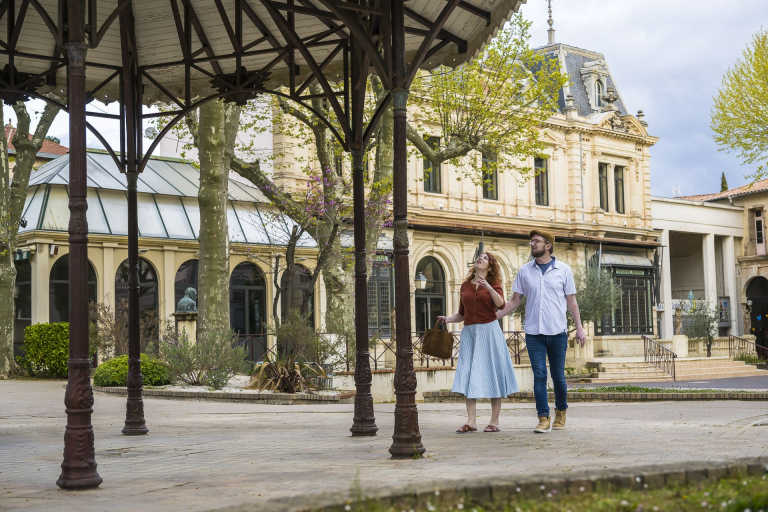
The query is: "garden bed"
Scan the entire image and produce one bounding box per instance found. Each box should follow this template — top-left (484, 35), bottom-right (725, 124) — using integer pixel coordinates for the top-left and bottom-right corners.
top-left (94, 376), bottom-right (354, 404)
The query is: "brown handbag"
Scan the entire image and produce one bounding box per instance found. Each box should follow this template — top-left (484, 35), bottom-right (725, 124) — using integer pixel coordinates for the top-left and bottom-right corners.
top-left (421, 320), bottom-right (454, 360)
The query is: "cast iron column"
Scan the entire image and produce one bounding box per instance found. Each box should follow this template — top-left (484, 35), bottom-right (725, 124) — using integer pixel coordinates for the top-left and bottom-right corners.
top-left (120, 9), bottom-right (148, 433)
top-left (350, 149), bottom-right (377, 436)
top-left (388, 0), bottom-right (425, 459)
top-left (122, 169), bottom-right (147, 435)
top-left (57, 40), bottom-right (103, 489)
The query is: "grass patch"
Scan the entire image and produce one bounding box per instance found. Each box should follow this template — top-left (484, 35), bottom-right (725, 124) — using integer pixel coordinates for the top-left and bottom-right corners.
top-left (567, 385), bottom-right (758, 394)
top-left (338, 474), bottom-right (767, 512)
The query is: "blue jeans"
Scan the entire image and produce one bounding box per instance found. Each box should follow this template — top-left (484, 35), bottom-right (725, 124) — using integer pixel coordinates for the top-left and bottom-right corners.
top-left (526, 332), bottom-right (568, 417)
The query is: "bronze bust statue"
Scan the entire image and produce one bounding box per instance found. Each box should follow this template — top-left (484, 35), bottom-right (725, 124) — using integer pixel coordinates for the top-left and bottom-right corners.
top-left (176, 287), bottom-right (198, 313)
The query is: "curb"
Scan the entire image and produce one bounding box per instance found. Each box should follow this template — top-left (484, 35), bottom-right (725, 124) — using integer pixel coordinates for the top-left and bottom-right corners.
top-left (93, 386), bottom-right (355, 405)
top-left (217, 457), bottom-right (768, 512)
top-left (423, 390), bottom-right (768, 402)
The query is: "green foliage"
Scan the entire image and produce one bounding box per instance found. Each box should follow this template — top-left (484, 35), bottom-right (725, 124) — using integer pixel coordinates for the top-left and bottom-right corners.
top-left (248, 353), bottom-right (327, 393)
top-left (410, 13), bottom-right (569, 185)
top-left (721, 171), bottom-right (729, 192)
top-left (158, 326), bottom-right (248, 390)
top-left (685, 301), bottom-right (720, 357)
top-left (92, 354), bottom-right (171, 387)
top-left (570, 265), bottom-right (622, 331)
top-left (16, 322), bottom-right (70, 377)
top-left (45, 135), bottom-right (60, 144)
top-left (710, 29), bottom-right (768, 181)
top-left (274, 308), bottom-right (347, 367)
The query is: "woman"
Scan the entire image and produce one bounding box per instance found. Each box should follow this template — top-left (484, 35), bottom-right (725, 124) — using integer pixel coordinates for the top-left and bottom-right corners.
top-left (438, 252), bottom-right (519, 433)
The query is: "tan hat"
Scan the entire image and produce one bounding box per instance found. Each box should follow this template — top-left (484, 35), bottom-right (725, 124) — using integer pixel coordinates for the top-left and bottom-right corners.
top-left (530, 229), bottom-right (555, 247)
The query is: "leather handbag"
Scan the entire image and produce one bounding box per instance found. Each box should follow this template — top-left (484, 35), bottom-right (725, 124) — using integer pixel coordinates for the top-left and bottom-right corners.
top-left (421, 320), bottom-right (453, 360)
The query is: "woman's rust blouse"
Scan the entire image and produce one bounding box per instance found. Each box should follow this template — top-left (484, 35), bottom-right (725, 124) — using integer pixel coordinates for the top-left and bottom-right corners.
top-left (458, 280), bottom-right (505, 325)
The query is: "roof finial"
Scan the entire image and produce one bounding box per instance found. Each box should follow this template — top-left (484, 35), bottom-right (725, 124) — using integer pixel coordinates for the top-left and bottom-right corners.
top-left (547, 0), bottom-right (555, 44)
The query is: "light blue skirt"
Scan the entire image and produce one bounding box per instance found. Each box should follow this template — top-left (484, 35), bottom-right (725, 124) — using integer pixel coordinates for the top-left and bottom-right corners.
top-left (451, 321), bottom-right (519, 399)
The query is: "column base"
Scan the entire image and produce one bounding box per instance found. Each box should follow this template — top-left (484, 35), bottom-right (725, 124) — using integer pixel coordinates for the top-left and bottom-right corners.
top-left (122, 396), bottom-right (148, 435)
top-left (389, 440), bottom-right (426, 459)
top-left (350, 393), bottom-right (378, 436)
top-left (350, 424), bottom-right (378, 436)
top-left (56, 469), bottom-right (102, 490)
top-left (121, 425), bottom-right (149, 436)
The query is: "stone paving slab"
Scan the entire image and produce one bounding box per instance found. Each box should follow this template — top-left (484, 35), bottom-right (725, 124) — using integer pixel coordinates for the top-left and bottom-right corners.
top-left (1, 380), bottom-right (768, 512)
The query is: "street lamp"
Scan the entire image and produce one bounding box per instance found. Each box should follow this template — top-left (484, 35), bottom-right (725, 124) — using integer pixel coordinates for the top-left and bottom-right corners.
top-left (414, 272), bottom-right (428, 290)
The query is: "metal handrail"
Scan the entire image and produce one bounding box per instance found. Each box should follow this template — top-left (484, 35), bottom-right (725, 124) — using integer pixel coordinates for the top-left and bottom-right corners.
top-left (729, 334), bottom-right (768, 363)
top-left (237, 334), bottom-right (273, 364)
top-left (642, 335), bottom-right (676, 380)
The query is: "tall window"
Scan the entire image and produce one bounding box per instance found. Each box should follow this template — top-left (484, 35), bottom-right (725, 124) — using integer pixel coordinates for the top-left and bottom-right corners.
top-left (14, 260), bottom-right (31, 355)
top-left (534, 158), bottom-right (549, 206)
top-left (482, 155), bottom-right (498, 200)
top-left (596, 80), bottom-right (604, 107)
top-left (614, 166), bottom-right (625, 214)
top-left (281, 264), bottom-right (314, 328)
top-left (596, 268), bottom-right (654, 335)
top-left (50, 254), bottom-right (98, 323)
top-left (755, 209), bottom-right (766, 256)
top-left (230, 262), bottom-right (267, 362)
top-left (367, 255), bottom-right (394, 335)
top-left (414, 257), bottom-right (446, 333)
top-left (423, 136), bottom-right (441, 193)
top-left (598, 163), bottom-right (609, 211)
top-left (115, 258), bottom-right (158, 317)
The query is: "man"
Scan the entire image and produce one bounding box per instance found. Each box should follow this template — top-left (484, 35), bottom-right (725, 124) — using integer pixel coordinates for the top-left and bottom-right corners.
top-left (496, 229), bottom-right (585, 433)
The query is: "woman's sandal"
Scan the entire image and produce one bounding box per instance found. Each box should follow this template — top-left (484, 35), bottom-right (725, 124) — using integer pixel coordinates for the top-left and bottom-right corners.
top-left (456, 424), bottom-right (477, 433)
top-left (484, 425), bottom-right (500, 433)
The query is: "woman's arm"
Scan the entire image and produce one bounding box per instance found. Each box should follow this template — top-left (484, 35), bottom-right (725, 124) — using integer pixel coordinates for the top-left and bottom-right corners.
top-left (437, 313), bottom-right (464, 324)
top-left (477, 277), bottom-right (504, 308)
top-left (496, 292), bottom-right (524, 319)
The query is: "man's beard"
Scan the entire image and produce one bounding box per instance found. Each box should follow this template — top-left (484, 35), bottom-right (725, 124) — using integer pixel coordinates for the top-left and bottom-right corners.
top-left (531, 247), bottom-right (546, 258)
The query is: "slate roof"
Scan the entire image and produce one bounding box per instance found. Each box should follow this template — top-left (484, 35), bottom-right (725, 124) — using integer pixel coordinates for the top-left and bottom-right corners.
top-left (678, 178), bottom-right (768, 202)
top-left (536, 43), bottom-right (628, 118)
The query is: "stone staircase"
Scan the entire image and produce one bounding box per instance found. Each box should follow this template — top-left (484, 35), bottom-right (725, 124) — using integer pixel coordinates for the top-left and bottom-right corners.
top-left (579, 357), bottom-right (768, 383)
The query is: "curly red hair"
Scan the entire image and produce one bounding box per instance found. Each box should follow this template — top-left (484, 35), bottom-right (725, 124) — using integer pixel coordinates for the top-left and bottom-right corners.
top-left (465, 251), bottom-right (502, 285)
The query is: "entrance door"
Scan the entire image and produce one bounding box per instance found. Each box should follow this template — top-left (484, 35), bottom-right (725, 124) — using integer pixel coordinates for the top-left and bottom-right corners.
top-left (414, 257), bottom-right (446, 333)
top-left (230, 263), bottom-right (267, 362)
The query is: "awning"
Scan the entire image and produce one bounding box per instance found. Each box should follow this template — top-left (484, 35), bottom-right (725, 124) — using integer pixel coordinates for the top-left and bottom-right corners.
top-left (599, 253), bottom-right (654, 268)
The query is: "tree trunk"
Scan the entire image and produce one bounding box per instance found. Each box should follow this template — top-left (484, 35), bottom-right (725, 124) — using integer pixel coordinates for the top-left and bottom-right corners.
top-left (365, 103), bottom-right (394, 273)
top-left (0, 101), bottom-right (59, 376)
top-left (197, 100), bottom-right (240, 333)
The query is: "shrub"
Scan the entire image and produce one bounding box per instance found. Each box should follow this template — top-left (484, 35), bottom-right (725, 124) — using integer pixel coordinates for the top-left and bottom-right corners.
top-left (249, 353), bottom-right (327, 393)
top-left (92, 354), bottom-right (171, 387)
top-left (158, 327), bottom-right (248, 390)
top-left (16, 323), bottom-right (70, 377)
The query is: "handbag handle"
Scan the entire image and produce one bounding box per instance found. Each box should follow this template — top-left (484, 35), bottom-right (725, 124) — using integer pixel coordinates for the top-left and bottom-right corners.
top-left (433, 319), bottom-right (446, 331)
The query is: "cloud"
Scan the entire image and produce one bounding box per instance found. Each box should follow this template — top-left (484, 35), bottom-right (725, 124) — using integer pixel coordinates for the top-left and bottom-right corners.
top-left (524, 0), bottom-right (768, 197)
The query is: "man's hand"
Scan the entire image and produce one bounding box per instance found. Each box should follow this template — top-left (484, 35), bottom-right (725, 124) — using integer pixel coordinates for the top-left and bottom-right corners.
top-left (574, 327), bottom-right (586, 348)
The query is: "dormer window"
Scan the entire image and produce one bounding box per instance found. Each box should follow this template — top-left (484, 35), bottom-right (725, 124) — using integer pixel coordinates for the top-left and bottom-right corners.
top-left (596, 80), bottom-right (604, 107)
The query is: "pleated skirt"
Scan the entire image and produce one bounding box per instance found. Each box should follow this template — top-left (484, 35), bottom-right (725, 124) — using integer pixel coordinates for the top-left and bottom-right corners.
top-left (451, 321), bottom-right (519, 399)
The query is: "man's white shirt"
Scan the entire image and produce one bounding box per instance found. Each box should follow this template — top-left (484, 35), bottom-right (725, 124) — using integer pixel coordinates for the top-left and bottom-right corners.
top-left (511, 256), bottom-right (576, 335)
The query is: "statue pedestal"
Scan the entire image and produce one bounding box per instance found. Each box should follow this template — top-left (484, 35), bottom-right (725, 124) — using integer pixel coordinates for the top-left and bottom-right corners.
top-left (173, 312), bottom-right (198, 344)
top-left (672, 334), bottom-right (688, 358)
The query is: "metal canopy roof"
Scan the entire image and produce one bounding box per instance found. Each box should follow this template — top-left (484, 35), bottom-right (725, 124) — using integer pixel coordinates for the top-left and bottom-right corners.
top-left (20, 150), bottom-right (316, 247)
top-left (1, 0), bottom-right (524, 105)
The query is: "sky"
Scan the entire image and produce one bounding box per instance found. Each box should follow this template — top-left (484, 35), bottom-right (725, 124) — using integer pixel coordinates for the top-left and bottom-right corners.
top-left (4, 0), bottom-right (767, 198)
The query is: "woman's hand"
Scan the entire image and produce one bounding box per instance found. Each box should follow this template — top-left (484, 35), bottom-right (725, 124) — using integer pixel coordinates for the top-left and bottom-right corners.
top-left (437, 316), bottom-right (448, 325)
top-left (476, 276), bottom-right (492, 291)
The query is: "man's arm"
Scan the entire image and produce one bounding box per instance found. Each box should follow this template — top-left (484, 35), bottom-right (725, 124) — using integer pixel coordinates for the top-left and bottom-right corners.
top-left (496, 292), bottom-right (524, 320)
top-left (566, 294), bottom-right (586, 348)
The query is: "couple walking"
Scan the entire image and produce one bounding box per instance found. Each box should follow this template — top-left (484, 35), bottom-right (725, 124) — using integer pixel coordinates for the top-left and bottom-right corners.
top-left (438, 229), bottom-right (586, 434)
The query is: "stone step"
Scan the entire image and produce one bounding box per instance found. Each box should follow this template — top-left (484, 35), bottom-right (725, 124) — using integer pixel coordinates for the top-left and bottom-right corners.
top-left (590, 372), bottom-right (671, 379)
top-left (675, 370), bottom-right (768, 381)
top-left (675, 366), bottom-right (761, 375)
top-left (579, 375), bottom-right (674, 383)
top-left (676, 360), bottom-right (747, 368)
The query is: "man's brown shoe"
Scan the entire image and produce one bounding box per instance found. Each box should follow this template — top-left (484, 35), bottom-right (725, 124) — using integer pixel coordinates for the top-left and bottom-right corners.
top-left (534, 415), bottom-right (551, 433)
top-left (553, 409), bottom-right (566, 430)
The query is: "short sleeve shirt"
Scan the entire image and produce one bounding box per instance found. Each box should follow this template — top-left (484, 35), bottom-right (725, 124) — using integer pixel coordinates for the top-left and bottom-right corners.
top-left (512, 257), bottom-right (576, 335)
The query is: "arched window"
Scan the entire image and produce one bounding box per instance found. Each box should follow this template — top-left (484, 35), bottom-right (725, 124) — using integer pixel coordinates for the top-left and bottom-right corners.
top-left (230, 262), bottom-right (267, 336)
top-left (49, 254), bottom-right (98, 323)
top-left (14, 260), bottom-right (32, 354)
top-left (115, 257), bottom-right (158, 318)
top-left (596, 80), bottom-right (604, 107)
top-left (174, 259), bottom-right (199, 309)
top-left (414, 257), bottom-right (446, 332)
top-left (281, 264), bottom-right (314, 328)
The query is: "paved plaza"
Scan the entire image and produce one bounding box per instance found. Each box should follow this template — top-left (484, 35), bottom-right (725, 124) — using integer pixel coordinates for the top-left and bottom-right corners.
top-left (1, 380), bottom-right (767, 512)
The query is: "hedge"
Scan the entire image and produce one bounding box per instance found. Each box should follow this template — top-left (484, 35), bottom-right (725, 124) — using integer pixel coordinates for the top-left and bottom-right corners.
top-left (16, 322), bottom-right (70, 377)
top-left (93, 354), bottom-right (171, 387)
